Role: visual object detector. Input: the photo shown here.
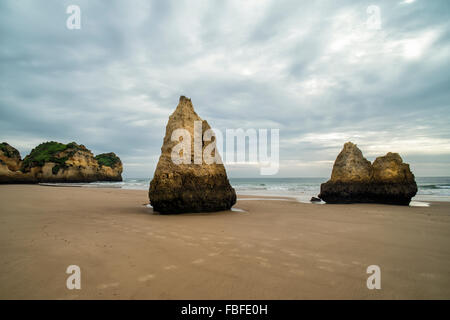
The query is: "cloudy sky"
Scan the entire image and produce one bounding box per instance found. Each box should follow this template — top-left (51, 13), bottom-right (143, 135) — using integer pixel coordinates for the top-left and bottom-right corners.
top-left (0, 0), bottom-right (449, 178)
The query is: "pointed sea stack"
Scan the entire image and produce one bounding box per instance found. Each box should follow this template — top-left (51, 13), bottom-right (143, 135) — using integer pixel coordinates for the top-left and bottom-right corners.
top-left (319, 142), bottom-right (417, 205)
top-left (149, 96), bottom-right (236, 214)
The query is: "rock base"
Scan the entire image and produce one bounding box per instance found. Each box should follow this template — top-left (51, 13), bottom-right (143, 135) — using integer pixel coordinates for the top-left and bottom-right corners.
top-left (149, 173), bottom-right (236, 214)
top-left (319, 181), bottom-right (418, 205)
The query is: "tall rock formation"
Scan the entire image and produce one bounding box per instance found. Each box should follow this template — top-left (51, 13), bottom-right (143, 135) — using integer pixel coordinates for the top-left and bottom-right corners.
top-left (0, 141), bottom-right (123, 183)
top-left (149, 96), bottom-right (236, 214)
top-left (319, 142), bottom-right (417, 205)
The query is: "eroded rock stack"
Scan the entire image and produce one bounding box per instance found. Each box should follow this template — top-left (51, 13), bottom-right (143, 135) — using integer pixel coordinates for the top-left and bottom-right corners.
top-left (149, 96), bottom-right (236, 214)
top-left (318, 142), bottom-right (417, 205)
top-left (0, 141), bottom-right (122, 183)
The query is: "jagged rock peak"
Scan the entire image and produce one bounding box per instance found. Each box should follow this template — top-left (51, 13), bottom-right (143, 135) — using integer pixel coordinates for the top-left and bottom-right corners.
top-left (173, 95), bottom-right (195, 114)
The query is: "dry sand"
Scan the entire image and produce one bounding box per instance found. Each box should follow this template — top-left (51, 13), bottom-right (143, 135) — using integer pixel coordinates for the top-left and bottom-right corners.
top-left (0, 184), bottom-right (449, 299)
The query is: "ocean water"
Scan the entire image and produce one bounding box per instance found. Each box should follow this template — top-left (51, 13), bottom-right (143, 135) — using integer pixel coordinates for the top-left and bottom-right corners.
top-left (68, 176), bottom-right (450, 203)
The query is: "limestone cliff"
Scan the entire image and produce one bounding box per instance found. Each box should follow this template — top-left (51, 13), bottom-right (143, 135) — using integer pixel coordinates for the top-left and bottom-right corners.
top-left (95, 152), bottom-right (123, 181)
top-left (0, 142), bottom-right (22, 171)
top-left (370, 152), bottom-right (418, 204)
top-left (0, 141), bottom-right (123, 183)
top-left (0, 143), bottom-right (36, 183)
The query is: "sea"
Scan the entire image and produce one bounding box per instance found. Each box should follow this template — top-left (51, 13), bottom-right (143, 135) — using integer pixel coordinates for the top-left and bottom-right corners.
top-left (52, 177), bottom-right (450, 205)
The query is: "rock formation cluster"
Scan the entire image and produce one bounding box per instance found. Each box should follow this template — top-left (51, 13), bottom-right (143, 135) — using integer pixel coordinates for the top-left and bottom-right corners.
top-left (0, 141), bottom-right (122, 183)
top-left (149, 96), bottom-right (236, 214)
top-left (319, 142), bottom-right (417, 205)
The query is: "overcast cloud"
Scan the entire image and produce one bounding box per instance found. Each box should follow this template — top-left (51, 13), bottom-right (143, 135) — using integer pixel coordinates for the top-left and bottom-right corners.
top-left (0, 0), bottom-right (449, 178)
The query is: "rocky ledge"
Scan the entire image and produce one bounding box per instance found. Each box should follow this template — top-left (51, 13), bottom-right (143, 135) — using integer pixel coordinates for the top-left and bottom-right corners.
top-left (0, 141), bottom-right (122, 183)
top-left (149, 96), bottom-right (236, 214)
top-left (0, 142), bottom-right (36, 183)
top-left (318, 142), bottom-right (417, 205)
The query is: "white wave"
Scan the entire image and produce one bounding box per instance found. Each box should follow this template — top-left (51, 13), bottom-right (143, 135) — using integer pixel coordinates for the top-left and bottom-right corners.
top-left (409, 201), bottom-right (430, 207)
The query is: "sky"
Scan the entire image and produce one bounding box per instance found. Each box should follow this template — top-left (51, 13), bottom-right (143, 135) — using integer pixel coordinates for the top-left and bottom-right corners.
top-left (0, 0), bottom-right (449, 178)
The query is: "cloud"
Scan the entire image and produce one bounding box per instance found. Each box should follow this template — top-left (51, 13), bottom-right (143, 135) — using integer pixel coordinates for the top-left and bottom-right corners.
top-left (0, 0), bottom-right (449, 178)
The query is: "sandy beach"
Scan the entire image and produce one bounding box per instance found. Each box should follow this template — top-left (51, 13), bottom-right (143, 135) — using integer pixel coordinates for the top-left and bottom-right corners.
top-left (0, 184), bottom-right (449, 299)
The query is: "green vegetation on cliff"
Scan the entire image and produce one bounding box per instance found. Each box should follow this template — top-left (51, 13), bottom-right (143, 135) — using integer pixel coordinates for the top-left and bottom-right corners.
top-left (22, 141), bottom-right (68, 171)
top-left (95, 152), bottom-right (121, 168)
top-left (1, 140), bottom-right (122, 183)
top-left (21, 141), bottom-right (85, 173)
top-left (20, 141), bottom-right (120, 175)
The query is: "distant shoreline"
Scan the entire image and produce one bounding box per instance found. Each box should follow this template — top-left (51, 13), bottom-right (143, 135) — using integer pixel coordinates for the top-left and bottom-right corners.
top-left (31, 183), bottom-right (443, 206)
top-left (32, 176), bottom-right (450, 204)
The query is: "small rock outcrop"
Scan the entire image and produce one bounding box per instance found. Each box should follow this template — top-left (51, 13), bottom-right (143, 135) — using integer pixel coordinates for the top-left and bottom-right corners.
top-left (318, 142), bottom-right (417, 205)
top-left (95, 152), bottom-right (123, 181)
top-left (149, 96), bottom-right (236, 214)
top-left (0, 141), bottom-right (123, 183)
top-left (0, 142), bottom-right (22, 171)
top-left (370, 152), bottom-right (418, 205)
top-left (318, 142), bottom-right (373, 204)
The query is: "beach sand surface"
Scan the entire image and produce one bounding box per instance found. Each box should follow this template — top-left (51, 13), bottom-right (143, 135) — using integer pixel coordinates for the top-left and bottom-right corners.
top-left (0, 185), bottom-right (449, 299)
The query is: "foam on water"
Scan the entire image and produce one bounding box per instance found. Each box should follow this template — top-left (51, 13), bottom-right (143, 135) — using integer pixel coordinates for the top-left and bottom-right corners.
top-left (409, 201), bottom-right (430, 207)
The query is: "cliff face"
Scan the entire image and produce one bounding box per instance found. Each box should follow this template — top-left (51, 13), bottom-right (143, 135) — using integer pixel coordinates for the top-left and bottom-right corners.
top-left (369, 152), bottom-right (418, 204)
top-left (319, 142), bottom-right (417, 205)
top-left (0, 142), bottom-right (22, 171)
top-left (0, 143), bottom-right (36, 183)
top-left (0, 141), bottom-right (123, 183)
top-left (149, 96), bottom-right (236, 214)
top-left (95, 152), bottom-right (123, 181)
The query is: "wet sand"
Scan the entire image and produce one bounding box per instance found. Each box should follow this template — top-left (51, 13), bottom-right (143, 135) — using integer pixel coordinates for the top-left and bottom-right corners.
top-left (0, 184), bottom-right (449, 299)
